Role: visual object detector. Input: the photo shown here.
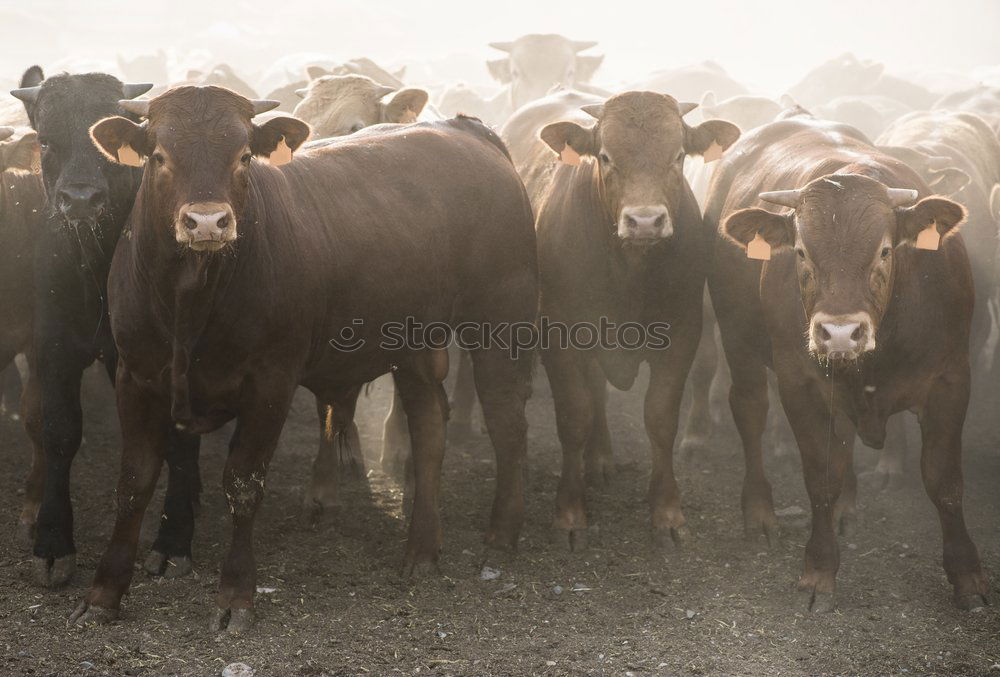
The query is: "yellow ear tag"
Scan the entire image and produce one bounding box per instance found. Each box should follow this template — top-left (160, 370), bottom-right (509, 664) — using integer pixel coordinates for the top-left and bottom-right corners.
top-left (267, 137), bottom-right (293, 167)
top-left (702, 141), bottom-right (724, 163)
top-left (915, 222), bottom-right (940, 251)
top-left (747, 232), bottom-right (771, 260)
top-left (560, 143), bottom-right (581, 166)
top-left (117, 144), bottom-right (143, 167)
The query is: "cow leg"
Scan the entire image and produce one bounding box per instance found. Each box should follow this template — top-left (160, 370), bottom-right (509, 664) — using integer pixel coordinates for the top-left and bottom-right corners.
top-left (679, 289), bottom-right (717, 461)
top-left (472, 347), bottom-right (530, 551)
top-left (776, 375), bottom-right (852, 613)
top-left (833, 436), bottom-right (858, 537)
top-left (395, 359), bottom-right (448, 576)
top-left (545, 349), bottom-right (594, 551)
top-left (918, 372), bottom-right (988, 610)
top-left (1, 362), bottom-right (23, 420)
top-left (583, 359), bottom-right (614, 486)
top-left (380, 381), bottom-right (410, 481)
top-left (70, 368), bottom-right (170, 625)
top-left (14, 350), bottom-right (41, 546)
top-left (708, 326), bottom-right (730, 425)
top-left (209, 395), bottom-right (291, 634)
top-left (31, 353), bottom-right (88, 588)
top-left (862, 414), bottom-right (908, 491)
top-left (645, 310), bottom-right (701, 548)
top-left (721, 344), bottom-right (778, 543)
top-left (304, 386), bottom-right (363, 522)
top-left (144, 429), bottom-right (201, 578)
top-left (448, 349), bottom-right (478, 440)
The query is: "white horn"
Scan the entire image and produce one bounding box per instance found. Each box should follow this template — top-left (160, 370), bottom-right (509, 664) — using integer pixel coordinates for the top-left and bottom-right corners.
top-left (887, 188), bottom-right (919, 207)
top-left (250, 99), bottom-right (280, 116)
top-left (10, 86), bottom-right (40, 104)
top-left (118, 99), bottom-right (150, 117)
top-left (678, 102), bottom-right (698, 116)
top-left (581, 103), bottom-right (604, 119)
top-left (759, 190), bottom-right (802, 208)
top-left (122, 83), bottom-right (153, 99)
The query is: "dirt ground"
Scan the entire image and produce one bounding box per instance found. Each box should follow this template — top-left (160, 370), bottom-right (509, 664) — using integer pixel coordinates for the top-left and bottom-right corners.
top-left (0, 364), bottom-right (997, 676)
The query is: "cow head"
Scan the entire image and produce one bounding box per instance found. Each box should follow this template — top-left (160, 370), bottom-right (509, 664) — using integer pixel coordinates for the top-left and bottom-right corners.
top-left (10, 67), bottom-right (152, 232)
top-left (700, 91), bottom-right (783, 133)
top-left (785, 53), bottom-right (885, 107)
top-left (541, 91), bottom-right (739, 244)
top-left (723, 174), bottom-right (966, 361)
top-left (90, 86), bottom-right (310, 252)
top-left (0, 127), bottom-right (40, 174)
top-left (292, 74), bottom-right (428, 138)
top-left (488, 34), bottom-right (603, 111)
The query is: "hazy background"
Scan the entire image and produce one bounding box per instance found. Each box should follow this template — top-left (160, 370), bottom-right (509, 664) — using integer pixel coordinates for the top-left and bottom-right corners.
top-left (1, 0), bottom-right (998, 92)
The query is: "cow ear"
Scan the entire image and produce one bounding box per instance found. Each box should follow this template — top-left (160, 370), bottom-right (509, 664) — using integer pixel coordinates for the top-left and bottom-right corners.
top-left (540, 121), bottom-right (597, 165)
top-left (90, 116), bottom-right (149, 166)
top-left (685, 119), bottom-right (740, 162)
top-left (723, 207), bottom-right (795, 259)
top-left (487, 58), bottom-right (511, 84)
top-left (0, 130), bottom-right (41, 174)
top-left (381, 87), bottom-right (428, 124)
top-left (575, 54), bottom-right (604, 82)
top-left (20, 65), bottom-right (44, 88)
top-left (305, 65), bottom-right (330, 81)
top-left (252, 116), bottom-right (311, 166)
top-left (926, 167), bottom-right (970, 197)
top-left (896, 196), bottom-right (966, 249)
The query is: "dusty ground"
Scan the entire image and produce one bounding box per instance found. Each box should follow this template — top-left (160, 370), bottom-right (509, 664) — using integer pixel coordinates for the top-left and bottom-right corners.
top-left (0, 365), bottom-right (997, 676)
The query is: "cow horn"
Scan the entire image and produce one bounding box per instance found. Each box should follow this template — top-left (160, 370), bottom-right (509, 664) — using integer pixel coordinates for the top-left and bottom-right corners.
top-left (678, 102), bottom-right (698, 116)
top-left (759, 190), bottom-right (802, 208)
top-left (0, 126), bottom-right (14, 142)
top-left (887, 188), bottom-right (919, 207)
top-left (488, 41), bottom-right (513, 53)
top-left (375, 85), bottom-right (397, 100)
top-left (581, 103), bottom-right (604, 119)
top-left (295, 88), bottom-right (308, 99)
top-left (251, 99), bottom-right (280, 116)
top-left (572, 40), bottom-right (598, 52)
top-left (122, 83), bottom-right (153, 99)
top-left (119, 99), bottom-right (150, 117)
top-left (10, 86), bottom-right (40, 104)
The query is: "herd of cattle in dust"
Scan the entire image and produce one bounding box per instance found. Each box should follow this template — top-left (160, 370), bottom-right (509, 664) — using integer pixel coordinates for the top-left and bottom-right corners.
top-left (0, 34), bottom-right (998, 634)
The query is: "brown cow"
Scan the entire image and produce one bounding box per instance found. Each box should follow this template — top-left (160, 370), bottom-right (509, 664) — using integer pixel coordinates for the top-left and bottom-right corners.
top-left (710, 116), bottom-right (988, 611)
top-left (534, 91), bottom-right (739, 547)
top-left (71, 86), bottom-right (537, 631)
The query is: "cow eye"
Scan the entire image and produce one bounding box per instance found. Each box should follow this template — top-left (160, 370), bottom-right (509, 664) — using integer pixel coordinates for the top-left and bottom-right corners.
top-left (350, 123), bottom-right (364, 134)
top-left (675, 150), bottom-right (685, 163)
top-left (880, 245), bottom-right (891, 259)
top-left (795, 247), bottom-right (806, 259)
top-left (240, 152), bottom-right (252, 165)
top-left (151, 152), bottom-right (165, 166)
top-left (598, 152), bottom-right (611, 165)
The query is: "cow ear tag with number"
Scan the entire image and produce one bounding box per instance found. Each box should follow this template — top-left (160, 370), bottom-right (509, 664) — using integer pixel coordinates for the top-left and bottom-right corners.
top-left (915, 221), bottom-right (940, 251)
top-left (268, 136), bottom-right (293, 166)
top-left (118, 143), bottom-right (143, 167)
top-left (702, 141), bottom-right (723, 163)
top-left (747, 232), bottom-right (771, 260)
top-left (559, 143), bottom-right (581, 166)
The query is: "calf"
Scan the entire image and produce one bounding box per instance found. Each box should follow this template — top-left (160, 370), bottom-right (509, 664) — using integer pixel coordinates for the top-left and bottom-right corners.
top-left (710, 116), bottom-right (987, 611)
top-left (534, 91), bottom-right (738, 546)
top-left (11, 69), bottom-right (202, 586)
top-left (73, 86), bottom-right (537, 632)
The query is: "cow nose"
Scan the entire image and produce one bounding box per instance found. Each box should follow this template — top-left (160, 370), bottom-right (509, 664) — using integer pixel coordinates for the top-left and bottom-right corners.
top-left (812, 319), bottom-right (869, 360)
top-left (57, 185), bottom-right (107, 221)
top-left (176, 202), bottom-right (237, 251)
top-left (182, 210), bottom-right (230, 233)
top-left (619, 206), bottom-right (671, 240)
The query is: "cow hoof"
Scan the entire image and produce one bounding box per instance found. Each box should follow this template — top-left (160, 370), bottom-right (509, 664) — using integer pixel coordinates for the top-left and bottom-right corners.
top-left (807, 590), bottom-right (836, 613)
top-left (210, 606), bottom-right (256, 633)
top-left (584, 460), bottom-right (615, 488)
top-left (954, 592), bottom-right (989, 611)
top-left (652, 525), bottom-right (687, 551)
top-left (69, 600), bottom-right (119, 626)
top-left (143, 551), bottom-right (193, 578)
top-left (402, 559), bottom-right (441, 579)
top-left (33, 554), bottom-right (76, 588)
top-left (301, 497), bottom-right (340, 526)
top-left (678, 435), bottom-right (710, 463)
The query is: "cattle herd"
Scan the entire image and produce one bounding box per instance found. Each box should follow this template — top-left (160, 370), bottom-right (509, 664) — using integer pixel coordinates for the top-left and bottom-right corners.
top-left (0, 35), bottom-right (996, 635)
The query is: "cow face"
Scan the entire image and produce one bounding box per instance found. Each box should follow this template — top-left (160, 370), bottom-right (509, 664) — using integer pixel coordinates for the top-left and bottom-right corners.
top-left (292, 75), bottom-right (428, 138)
top-left (724, 174), bottom-right (966, 361)
top-left (541, 92), bottom-right (739, 245)
top-left (10, 69), bottom-right (152, 233)
top-left (488, 34), bottom-right (603, 111)
top-left (90, 86), bottom-right (310, 253)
